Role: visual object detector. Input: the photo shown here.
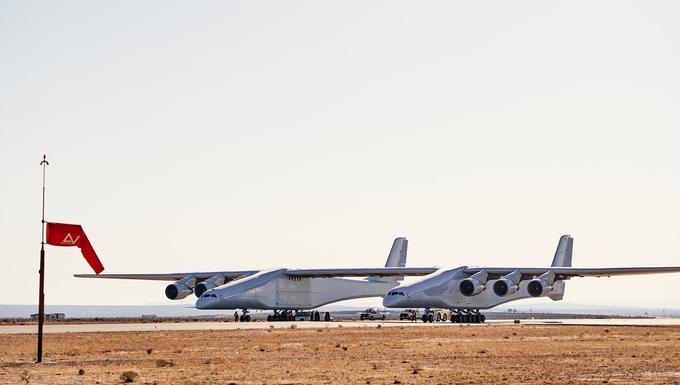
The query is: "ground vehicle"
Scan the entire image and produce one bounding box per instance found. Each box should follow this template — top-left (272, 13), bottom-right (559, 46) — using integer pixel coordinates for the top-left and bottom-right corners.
top-left (359, 308), bottom-right (386, 321)
top-left (399, 309), bottom-right (418, 320)
top-left (421, 308), bottom-right (450, 323)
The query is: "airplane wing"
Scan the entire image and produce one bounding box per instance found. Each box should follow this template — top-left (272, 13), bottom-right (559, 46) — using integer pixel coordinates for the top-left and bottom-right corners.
top-left (76, 266), bottom-right (680, 281)
top-left (74, 267), bottom-right (438, 281)
top-left (464, 266), bottom-right (680, 280)
top-left (74, 271), bottom-right (259, 282)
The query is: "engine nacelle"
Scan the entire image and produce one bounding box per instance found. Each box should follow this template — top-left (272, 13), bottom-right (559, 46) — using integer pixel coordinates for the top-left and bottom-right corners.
top-left (527, 279), bottom-right (552, 297)
top-left (493, 270), bottom-right (521, 297)
top-left (165, 275), bottom-right (196, 300)
top-left (459, 270), bottom-right (488, 297)
top-left (165, 283), bottom-right (193, 300)
top-left (527, 271), bottom-right (556, 297)
top-left (459, 278), bottom-right (484, 296)
top-left (493, 278), bottom-right (519, 297)
top-left (194, 275), bottom-right (227, 298)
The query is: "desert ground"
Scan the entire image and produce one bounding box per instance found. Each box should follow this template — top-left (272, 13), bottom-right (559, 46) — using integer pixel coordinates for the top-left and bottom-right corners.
top-left (2, 324), bottom-right (680, 385)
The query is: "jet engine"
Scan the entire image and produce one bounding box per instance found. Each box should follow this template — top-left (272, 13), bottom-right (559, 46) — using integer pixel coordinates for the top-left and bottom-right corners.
top-left (492, 270), bottom-right (521, 297)
top-left (527, 271), bottom-right (555, 297)
top-left (165, 275), bottom-right (196, 300)
top-left (459, 270), bottom-right (488, 297)
top-left (194, 274), bottom-right (227, 298)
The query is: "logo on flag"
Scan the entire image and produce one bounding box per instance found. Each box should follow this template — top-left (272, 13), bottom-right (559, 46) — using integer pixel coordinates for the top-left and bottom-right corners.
top-left (61, 233), bottom-right (80, 245)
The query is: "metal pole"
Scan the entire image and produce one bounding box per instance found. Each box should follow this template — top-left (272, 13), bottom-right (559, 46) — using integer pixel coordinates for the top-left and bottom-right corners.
top-left (37, 155), bottom-right (49, 363)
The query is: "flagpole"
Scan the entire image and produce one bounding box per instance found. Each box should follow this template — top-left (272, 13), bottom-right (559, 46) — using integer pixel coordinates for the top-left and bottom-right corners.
top-left (37, 155), bottom-right (49, 363)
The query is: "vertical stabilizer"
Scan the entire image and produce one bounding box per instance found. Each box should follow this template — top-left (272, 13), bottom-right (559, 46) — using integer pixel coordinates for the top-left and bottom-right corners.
top-left (549, 234), bottom-right (573, 301)
top-left (551, 235), bottom-right (573, 267)
top-left (384, 237), bottom-right (408, 267)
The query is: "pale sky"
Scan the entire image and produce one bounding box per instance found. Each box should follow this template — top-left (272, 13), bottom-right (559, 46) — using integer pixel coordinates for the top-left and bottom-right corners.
top-left (1, 1), bottom-right (679, 309)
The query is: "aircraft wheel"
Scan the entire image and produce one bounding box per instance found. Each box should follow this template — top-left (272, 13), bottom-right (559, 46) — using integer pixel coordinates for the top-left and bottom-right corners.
top-left (239, 315), bottom-right (245, 322)
top-left (442, 313), bottom-right (448, 322)
top-left (324, 312), bottom-right (331, 321)
top-left (480, 315), bottom-right (486, 323)
top-left (436, 312), bottom-right (441, 322)
top-left (473, 314), bottom-right (479, 323)
top-left (245, 314), bottom-right (251, 322)
top-left (267, 315), bottom-right (272, 322)
top-left (314, 311), bottom-right (320, 322)
top-left (421, 315), bottom-right (428, 323)
top-left (428, 314), bottom-right (434, 323)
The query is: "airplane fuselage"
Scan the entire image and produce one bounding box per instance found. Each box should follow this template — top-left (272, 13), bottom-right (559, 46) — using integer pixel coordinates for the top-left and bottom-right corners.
top-left (196, 268), bottom-right (399, 310)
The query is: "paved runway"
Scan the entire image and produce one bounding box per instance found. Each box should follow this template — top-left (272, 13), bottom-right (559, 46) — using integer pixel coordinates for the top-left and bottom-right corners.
top-left (2, 318), bottom-right (680, 334)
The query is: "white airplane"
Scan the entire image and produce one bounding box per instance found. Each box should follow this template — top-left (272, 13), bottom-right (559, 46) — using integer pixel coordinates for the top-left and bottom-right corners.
top-left (76, 237), bottom-right (435, 321)
top-left (383, 235), bottom-right (680, 323)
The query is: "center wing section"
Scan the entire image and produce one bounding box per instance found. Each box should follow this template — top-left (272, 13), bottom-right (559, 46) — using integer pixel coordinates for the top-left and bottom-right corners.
top-left (284, 267), bottom-right (438, 278)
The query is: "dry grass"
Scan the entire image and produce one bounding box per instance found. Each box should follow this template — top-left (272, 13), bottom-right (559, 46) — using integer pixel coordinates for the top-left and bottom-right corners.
top-left (1, 325), bottom-right (680, 384)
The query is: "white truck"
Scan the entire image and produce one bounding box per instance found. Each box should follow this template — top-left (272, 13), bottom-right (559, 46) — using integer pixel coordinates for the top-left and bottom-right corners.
top-left (359, 308), bottom-right (386, 321)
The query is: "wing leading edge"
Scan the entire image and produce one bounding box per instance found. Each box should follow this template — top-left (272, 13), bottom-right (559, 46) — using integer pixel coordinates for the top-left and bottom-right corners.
top-left (74, 271), bottom-right (258, 282)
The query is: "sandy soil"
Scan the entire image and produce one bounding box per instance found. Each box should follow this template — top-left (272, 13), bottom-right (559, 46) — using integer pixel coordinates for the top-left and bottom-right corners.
top-left (2, 324), bottom-right (680, 385)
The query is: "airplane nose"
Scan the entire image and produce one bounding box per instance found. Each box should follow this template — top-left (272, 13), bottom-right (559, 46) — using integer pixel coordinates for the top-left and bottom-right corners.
top-left (196, 297), bottom-right (209, 309)
top-left (196, 295), bottom-right (218, 310)
top-left (382, 296), bottom-right (397, 307)
top-left (383, 290), bottom-right (406, 308)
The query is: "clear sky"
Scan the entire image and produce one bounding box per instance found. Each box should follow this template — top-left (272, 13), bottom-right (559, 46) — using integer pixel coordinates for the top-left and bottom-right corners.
top-left (1, 1), bottom-right (679, 308)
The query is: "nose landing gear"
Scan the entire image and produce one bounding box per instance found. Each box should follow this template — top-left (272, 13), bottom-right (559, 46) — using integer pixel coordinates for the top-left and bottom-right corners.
top-left (237, 309), bottom-right (251, 322)
top-left (450, 308), bottom-right (485, 324)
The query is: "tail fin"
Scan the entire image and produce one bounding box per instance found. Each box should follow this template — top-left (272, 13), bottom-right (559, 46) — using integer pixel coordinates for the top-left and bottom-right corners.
top-left (551, 235), bottom-right (573, 267)
top-left (384, 237), bottom-right (408, 267)
top-left (549, 234), bottom-right (573, 301)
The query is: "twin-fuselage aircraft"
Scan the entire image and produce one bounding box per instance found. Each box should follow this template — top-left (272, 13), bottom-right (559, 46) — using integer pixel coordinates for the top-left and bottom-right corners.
top-left (77, 235), bottom-right (680, 323)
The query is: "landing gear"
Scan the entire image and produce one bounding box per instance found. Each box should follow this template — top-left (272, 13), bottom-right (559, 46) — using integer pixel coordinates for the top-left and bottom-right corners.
top-left (270, 310), bottom-right (294, 321)
top-left (450, 308), bottom-right (485, 324)
top-left (239, 309), bottom-right (251, 322)
top-left (267, 310), bottom-right (329, 322)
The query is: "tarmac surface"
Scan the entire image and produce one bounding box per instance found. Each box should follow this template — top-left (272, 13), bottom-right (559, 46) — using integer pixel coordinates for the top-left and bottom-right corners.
top-left (3, 317), bottom-right (680, 334)
top-left (4, 322), bottom-right (680, 384)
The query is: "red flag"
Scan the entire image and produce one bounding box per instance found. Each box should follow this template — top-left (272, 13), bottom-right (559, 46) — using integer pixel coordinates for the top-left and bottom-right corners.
top-left (46, 222), bottom-right (105, 274)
